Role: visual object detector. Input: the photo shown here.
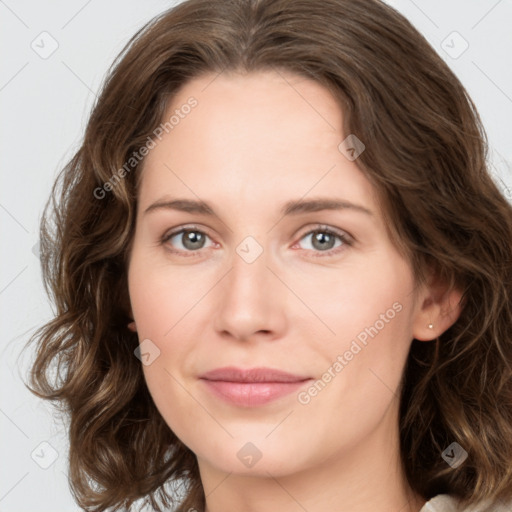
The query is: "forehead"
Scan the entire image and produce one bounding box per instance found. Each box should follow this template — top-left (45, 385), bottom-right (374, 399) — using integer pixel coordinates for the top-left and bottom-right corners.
top-left (137, 70), bottom-right (378, 217)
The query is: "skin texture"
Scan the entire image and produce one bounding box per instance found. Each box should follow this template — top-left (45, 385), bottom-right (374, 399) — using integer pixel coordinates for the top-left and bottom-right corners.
top-left (126, 70), bottom-right (462, 512)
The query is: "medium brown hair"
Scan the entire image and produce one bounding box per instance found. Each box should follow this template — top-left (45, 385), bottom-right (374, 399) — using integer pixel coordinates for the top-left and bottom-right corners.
top-left (22, 0), bottom-right (512, 511)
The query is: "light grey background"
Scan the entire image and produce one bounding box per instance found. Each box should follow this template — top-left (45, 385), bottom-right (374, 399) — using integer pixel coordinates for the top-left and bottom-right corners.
top-left (1, 1), bottom-right (511, 511)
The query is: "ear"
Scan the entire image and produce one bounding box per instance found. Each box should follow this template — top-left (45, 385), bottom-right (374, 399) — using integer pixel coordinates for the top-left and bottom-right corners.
top-left (125, 301), bottom-right (137, 332)
top-left (119, 274), bottom-right (137, 332)
top-left (412, 268), bottom-right (463, 342)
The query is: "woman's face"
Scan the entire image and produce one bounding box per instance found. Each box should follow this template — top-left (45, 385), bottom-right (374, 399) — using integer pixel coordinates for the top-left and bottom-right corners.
top-left (127, 70), bottom-right (430, 481)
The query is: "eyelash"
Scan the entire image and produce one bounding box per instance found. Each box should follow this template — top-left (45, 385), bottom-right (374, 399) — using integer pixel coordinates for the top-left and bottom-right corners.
top-left (160, 224), bottom-right (353, 258)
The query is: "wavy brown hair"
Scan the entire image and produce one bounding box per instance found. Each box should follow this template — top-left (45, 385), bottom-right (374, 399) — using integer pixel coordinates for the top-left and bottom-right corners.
top-left (22, 0), bottom-right (512, 511)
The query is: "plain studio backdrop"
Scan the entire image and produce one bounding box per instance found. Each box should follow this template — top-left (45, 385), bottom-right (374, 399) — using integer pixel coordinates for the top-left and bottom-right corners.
top-left (1, 1), bottom-right (511, 511)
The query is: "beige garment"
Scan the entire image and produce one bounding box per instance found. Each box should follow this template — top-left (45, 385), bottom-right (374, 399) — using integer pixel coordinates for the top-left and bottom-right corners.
top-left (420, 493), bottom-right (512, 512)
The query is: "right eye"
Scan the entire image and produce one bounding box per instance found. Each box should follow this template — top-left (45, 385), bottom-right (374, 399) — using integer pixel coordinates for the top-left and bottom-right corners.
top-left (161, 226), bottom-right (215, 256)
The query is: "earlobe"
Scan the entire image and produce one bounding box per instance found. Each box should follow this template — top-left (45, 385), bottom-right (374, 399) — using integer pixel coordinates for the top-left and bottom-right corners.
top-left (413, 280), bottom-right (464, 342)
top-left (127, 321), bottom-right (137, 332)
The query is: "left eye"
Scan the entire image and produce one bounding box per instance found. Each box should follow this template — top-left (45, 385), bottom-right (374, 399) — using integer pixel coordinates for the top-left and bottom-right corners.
top-left (295, 227), bottom-right (351, 255)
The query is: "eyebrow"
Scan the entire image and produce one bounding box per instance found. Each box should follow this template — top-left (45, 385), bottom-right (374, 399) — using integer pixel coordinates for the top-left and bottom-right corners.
top-left (144, 196), bottom-right (373, 217)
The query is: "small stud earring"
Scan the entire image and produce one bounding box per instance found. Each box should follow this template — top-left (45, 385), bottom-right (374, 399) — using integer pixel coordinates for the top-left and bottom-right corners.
top-left (428, 323), bottom-right (434, 329)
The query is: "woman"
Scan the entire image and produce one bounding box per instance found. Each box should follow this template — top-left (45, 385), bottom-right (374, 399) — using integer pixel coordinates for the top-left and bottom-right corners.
top-left (23, 0), bottom-right (512, 511)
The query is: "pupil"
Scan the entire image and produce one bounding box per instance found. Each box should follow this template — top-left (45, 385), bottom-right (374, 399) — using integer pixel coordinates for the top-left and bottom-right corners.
top-left (313, 231), bottom-right (334, 250)
top-left (184, 231), bottom-right (204, 249)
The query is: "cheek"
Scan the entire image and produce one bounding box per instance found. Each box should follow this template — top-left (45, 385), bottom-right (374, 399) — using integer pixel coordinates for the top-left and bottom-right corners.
top-left (142, 364), bottom-right (188, 443)
top-left (300, 257), bottom-right (415, 405)
top-left (294, 305), bottom-right (412, 459)
top-left (128, 252), bottom-right (202, 335)
top-left (296, 256), bottom-right (413, 345)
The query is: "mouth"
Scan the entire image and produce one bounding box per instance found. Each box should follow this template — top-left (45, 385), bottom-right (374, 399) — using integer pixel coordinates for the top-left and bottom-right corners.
top-left (199, 366), bottom-right (313, 407)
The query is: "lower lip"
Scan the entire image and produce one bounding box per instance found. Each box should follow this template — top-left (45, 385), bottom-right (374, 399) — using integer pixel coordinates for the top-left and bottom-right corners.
top-left (200, 379), bottom-right (312, 407)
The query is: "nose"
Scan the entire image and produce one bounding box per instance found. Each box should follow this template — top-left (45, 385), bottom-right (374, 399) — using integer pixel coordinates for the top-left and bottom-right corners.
top-left (213, 241), bottom-right (288, 343)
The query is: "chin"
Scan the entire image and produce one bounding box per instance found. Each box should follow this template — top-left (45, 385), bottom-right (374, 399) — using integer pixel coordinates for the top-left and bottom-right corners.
top-left (194, 437), bottom-right (309, 478)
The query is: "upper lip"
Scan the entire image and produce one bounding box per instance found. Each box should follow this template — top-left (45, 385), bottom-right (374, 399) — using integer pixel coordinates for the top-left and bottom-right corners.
top-left (199, 366), bottom-right (311, 383)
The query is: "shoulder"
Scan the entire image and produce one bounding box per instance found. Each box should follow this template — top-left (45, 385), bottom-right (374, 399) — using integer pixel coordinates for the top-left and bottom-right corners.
top-left (420, 494), bottom-right (512, 512)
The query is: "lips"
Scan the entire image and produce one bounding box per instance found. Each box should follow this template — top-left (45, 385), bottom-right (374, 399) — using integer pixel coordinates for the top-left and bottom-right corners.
top-left (199, 366), bottom-right (313, 407)
top-left (199, 366), bottom-right (311, 383)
